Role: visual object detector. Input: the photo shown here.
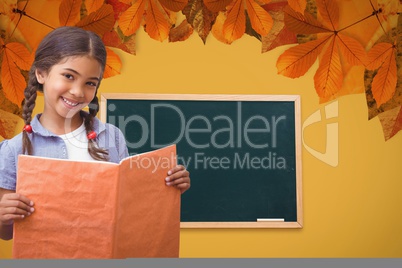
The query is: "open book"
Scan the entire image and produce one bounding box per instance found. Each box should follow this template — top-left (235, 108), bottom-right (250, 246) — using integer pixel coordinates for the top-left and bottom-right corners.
top-left (13, 144), bottom-right (180, 259)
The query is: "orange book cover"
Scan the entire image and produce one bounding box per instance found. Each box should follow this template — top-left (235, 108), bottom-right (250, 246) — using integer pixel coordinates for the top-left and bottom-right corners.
top-left (12, 144), bottom-right (180, 259)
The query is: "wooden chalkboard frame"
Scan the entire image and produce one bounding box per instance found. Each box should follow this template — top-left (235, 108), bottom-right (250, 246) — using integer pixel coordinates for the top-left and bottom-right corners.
top-left (100, 93), bottom-right (303, 228)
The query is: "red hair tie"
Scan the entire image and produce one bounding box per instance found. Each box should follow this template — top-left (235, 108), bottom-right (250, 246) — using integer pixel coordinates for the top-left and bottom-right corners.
top-left (87, 131), bottom-right (97, 140)
top-left (23, 124), bottom-right (33, 133)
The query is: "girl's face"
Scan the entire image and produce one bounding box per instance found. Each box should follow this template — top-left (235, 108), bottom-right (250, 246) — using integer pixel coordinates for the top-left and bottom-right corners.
top-left (36, 56), bottom-right (102, 124)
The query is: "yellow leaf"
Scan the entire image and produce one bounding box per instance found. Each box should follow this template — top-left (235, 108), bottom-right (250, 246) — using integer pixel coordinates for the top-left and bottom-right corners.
top-left (287, 0), bottom-right (306, 14)
top-left (223, 0), bottom-right (245, 42)
top-left (1, 52), bottom-right (26, 105)
top-left (371, 48), bottom-right (397, 107)
top-left (204, 0), bottom-right (233, 12)
top-left (159, 0), bottom-right (188, 12)
top-left (145, 0), bottom-right (171, 41)
top-left (336, 33), bottom-right (367, 66)
top-left (85, 0), bottom-right (104, 14)
top-left (314, 35), bottom-right (343, 98)
top-left (245, 0), bottom-right (273, 36)
top-left (59, 0), bottom-right (81, 26)
top-left (118, 0), bottom-right (147, 36)
top-left (104, 47), bottom-right (122, 78)
top-left (276, 35), bottom-right (328, 78)
top-left (76, 4), bottom-right (115, 36)
top-left (4, 42), bottom-right (33, 70)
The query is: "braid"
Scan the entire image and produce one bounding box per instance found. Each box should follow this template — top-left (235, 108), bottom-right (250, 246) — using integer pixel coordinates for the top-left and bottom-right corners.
top-left (21, 69), bottom-right (39, 155)
top-left (84, 95), bottom-right (109, 161)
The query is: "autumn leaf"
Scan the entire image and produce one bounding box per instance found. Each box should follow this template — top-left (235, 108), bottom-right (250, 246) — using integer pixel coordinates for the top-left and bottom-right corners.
top-left (365, 9), bottom-right (401, 122)
top-left (366, 42), bottom-right (397, 107)
top-left (159, 0), bottom-right (188, 12)
top-left (118, 0), bottom-right (187, 41)
top-left (283, 4), bottom-right (330, 34)
top-left (76, 4), bottom-right (115, 37)
top-left (314, 35), bottom-right (343, 97)
top-left (59, 0), bottom-right (81, 26)
top-left (182, 0), bottom-right (217, 43)
top-left (169, 19), bottom-right (194, 42)
top-left (277, 35), bottom-right (327, 78)
top-left (0, 40), bottom-right (32, 105)
top-left (104, 47), bottom-right (122, 78)
top-left (261, 1), bottom-right (298, 53)
top-left (107, 0), bottom-right (132, 21)
top-left (277, 0), bottom-right (367, 99)
top-left (0, 109), bottom-right (21, 139)
top-left (118, 0), bottom-right (147, 36)
top-left (223, 0), bottom-right (273, 43)
top-left (203, 0), bottom-right (233, 12)
top-left (287, 0), bottom-right (306, 14)
top-left (103, 28), bottom-right (137, 55)
top-left (211, 12), bottom-right (232, 44)
top-left (86, 0), bottom-right (104, 15)
top-left (378, 105), bottom-right (402, 141)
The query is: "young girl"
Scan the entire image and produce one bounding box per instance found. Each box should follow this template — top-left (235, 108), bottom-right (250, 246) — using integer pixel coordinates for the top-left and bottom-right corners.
top-left (0, 26), bottom-right (190, 241)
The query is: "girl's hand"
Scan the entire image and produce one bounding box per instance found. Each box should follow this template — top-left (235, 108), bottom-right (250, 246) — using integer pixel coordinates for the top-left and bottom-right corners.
top-left (0, 191), bottom-right (35, 226)
top-left (165, 165), bottom-right (190, 194)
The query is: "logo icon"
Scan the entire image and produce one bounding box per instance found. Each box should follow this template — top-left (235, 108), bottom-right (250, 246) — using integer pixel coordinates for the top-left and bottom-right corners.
top-left (302, 101), bottom-right (339, 167)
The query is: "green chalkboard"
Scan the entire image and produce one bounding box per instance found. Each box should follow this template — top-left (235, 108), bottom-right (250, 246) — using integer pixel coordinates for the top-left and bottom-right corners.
top-left (101, 94), bottom-right (302, 228)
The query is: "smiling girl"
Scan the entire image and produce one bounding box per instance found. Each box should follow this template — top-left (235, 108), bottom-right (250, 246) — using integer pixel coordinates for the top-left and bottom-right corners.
top-left (0, 26), bottom-right (190, 240)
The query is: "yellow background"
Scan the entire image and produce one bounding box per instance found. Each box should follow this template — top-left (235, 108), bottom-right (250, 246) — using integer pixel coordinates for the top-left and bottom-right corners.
top-left (1, 28), bottom-right (402, 258)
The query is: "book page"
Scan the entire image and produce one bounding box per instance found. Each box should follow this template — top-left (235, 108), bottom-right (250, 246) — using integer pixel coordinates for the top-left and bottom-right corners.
top-left (13, 144), bottom-right (181, 258)
top-left (114, 144), bottom-right (180, 258)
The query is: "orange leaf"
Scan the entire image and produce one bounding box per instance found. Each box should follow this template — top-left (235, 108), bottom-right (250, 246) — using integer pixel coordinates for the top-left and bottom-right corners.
top-left (4, 42), bottom-right (32, 70)
top-left (159, 0), bottom-right (188, 12)
top-left (86, 0), bottom-right (104, 14)
top-left (169, 19), bottom-right (194, 42)
top-left (76, 4), bottom-right (115, 37)
top-left (104, 47), bottom-right (122, 78)
top-left (371, 48), bottom-right (397, 107)
top-left (314, 35), bottom-right (343, 98)
top-left (366, 42), bottom-right (394, 70)
top-left (336, 33), bottom-right (367, 66)
top-left (287, 0), bottom-right (306, 14)
top-left (145, 0), bottom-right (171, 41)
top-left (203, 0), bottom-right (233, 12)
top-left (118, 0), bottom-right (147, 36)
top-left (1, 52), bottom-right (26, 106)
top-left (0, 109), bottom-right (21, 139)
top-left (316, 0), bottom-right (338, 31)
top-left (245, 0), bottom-right (273, 36)
top-left (283, 4), bottom-right (331, 34)
top-left (276, 35), bottom-right (328, 78)
top-left (223, 0), bottom-right (245, 42)
top-left (59, 0), bottom-right (81, 26)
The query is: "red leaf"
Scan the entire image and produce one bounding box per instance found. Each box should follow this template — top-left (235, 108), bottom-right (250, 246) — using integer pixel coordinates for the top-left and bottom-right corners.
top-left (106, 0), bottom-right (131, 20)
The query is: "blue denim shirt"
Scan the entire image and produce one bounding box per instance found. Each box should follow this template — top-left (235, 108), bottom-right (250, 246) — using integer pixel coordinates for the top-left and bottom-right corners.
top-left (0, 113), bottom-right (129, 190)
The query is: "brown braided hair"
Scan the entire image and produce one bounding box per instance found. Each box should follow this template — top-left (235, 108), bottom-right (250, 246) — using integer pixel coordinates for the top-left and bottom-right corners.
top-left (22, 26), bottom-right (108, 161)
